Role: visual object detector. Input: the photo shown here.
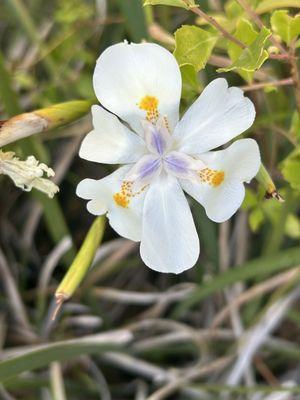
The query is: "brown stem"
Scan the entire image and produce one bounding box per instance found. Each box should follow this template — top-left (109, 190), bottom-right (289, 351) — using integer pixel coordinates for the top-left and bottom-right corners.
top-left (51, 293), bottom-right (66, 321)
top-left (290, 42), bottom-right (300, 113)
top-left (190, 6), bottom-right (246, 49)
top-left (235, 0), bottom-right (288, 56)
top-left (241, 77), bottom-right (294, 92)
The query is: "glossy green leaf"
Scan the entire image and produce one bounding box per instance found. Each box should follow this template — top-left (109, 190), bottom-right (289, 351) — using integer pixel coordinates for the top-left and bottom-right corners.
top-left (271, 10), bottom-right (300, 45)
top-left (218, 27), bottom-right (271, 73)
top-left (180, 64), bottom-right (200, 101)
top-left (143, 0), bottom-right (195, 9)
top-left (174, 25), bottom-right (217, 71)
top-left (227, 19), bottom-right (258, 82)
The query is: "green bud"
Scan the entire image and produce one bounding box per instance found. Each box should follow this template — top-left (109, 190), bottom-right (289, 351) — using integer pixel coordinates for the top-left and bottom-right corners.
top-left (0, 99), bottom-right (94, 147)
top-left (53, 216), bottom-right (105, 319)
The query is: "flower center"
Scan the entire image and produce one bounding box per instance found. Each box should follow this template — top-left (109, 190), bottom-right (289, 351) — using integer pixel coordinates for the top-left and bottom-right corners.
top-left (139, 95), bottom-right (159, 122)
top-left (113, 119), bottom-right (225, 208)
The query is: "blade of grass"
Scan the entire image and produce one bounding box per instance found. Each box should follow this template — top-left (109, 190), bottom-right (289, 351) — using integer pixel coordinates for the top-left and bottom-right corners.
top-left (116, 0), bottom-right (148, 41)
top-left (5, 0), bottom-right (57, 77)
top-left (0, 50), bottom-right (75, 263)
top-left (0, 51), bottom-right (20, 116)
top-left (0, 330), bottom-right (132, 382)
top-left (173, 246), bottom-right (300, 318)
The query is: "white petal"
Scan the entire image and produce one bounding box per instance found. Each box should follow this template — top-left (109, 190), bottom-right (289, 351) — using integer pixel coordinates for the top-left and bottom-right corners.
top-left (140, 174), bottom-right (199, 273)
top-left (174, 78), bottom-right (255, 154)
top-left (79, 105), bottom-right (146, 164)
top-left (180, 139), bottom-right (261, 223)
top-left (76, 166), bottom-right (145, 241)
top-left (93, 42), bottom-right (181, 135)
top-left (200, 139), bottom-right (261, 182)
top-left (182, 178), bottom-right (245, 223)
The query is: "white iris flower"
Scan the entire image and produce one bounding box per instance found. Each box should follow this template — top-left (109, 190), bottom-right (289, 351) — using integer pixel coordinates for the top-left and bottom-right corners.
top-left (76, 42), bottom-right (261, 274)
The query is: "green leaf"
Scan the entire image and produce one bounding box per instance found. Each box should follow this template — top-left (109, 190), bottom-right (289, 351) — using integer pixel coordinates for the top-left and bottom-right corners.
top-left (271, 10), bottom-right (300, 45)
top-left (281, 149), bottom-right (300, 190)
top-left (0, 330), bottom-right (131, 381)
top-left (180, 64), bottom-right (200, 101)
top-left (227, 19), bottom-right (258, 82)
top-left (225, 0), bottom-right (244, 19)
top-left (218, 27), bottom-right (271, 73)
top-left (143, 0), bottom-right (195, 9)
top-left (174, 25), bottom-right (217, 72)
top-left (256, 0), bottom-right (300, 14)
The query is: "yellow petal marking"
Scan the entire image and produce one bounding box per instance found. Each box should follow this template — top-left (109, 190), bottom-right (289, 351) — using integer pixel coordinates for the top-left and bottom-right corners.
top-left (138, 95), bottom-right (159, 122)
top-left (113, 181), bottom-right (147, 208)
top-left (199, 168), bottom-right (225, 187)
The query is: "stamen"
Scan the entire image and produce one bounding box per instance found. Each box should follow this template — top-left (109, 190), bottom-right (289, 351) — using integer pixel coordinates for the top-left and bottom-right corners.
top-left (113, 180), bottom-right (147, 208)
top-left (139, 95), bottom-right (159, 122)
top-left (199, 168), bottom-right (225, 187)
top-left (113, 181), bottom-right (132, 208)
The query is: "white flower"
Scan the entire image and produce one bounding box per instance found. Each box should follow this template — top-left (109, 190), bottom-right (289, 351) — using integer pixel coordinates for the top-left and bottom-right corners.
top-left (77, 42), bottom-right (261, 274)
top-left (0, 150), bottom-right (59, 198)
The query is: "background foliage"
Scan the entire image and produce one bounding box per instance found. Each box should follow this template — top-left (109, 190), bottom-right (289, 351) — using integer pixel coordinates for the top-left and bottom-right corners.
top-left (1, 0), bottom-right (300, 399)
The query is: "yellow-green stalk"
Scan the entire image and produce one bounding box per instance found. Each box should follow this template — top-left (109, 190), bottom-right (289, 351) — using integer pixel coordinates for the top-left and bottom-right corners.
top-left (53, 216), bottom-right (105, 319)
top-left (256, 164), bottom-right (284, 202)
top-left (0, 99), bottom-right (94, 147)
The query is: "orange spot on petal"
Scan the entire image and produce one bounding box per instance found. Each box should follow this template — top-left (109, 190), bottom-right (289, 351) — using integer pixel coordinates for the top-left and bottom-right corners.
top-left (139, 95), bottom-right (159, 122)
top-left (113, 192), bottom-right (129, 208)
top-left (199, 168), bottom-right (225, 187)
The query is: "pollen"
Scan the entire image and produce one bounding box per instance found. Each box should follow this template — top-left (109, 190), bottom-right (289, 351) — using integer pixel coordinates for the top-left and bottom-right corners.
top-left (199, 168), bottom-right (225, 187)
top-left (113, 181), bottom-right (132, 208)
top-left (113, 180), bottom-right (148, 208)
top-left (138, 95), bottom-right (159, 122)
top-left (113, 192), bottom-right (129, 208)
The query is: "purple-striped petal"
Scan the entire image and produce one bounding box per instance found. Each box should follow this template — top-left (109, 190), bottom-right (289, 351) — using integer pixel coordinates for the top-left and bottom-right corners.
top-left (142, 118), bottom-right (172, 156)
top-left (124, 154), bottom-right (162, 192)
top-left (163, 151), bottom-right (205, 182)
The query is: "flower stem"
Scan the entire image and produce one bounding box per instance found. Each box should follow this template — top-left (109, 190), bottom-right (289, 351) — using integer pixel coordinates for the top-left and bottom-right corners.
top-left (289, 41), bottom-right (300, 113)
top-left (190, 6), bottom-right (246, 49)
top-left (241, 78), bottom-right (294, 92)
top-left (234, 0), bottom-right (288, 56)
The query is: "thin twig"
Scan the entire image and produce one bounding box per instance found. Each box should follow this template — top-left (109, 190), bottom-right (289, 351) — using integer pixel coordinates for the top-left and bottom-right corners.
top-left (226, 288), bottom-right (300, 385)
top-left (234, 0), bottom-right (288, 56)
top-left (147, 356), bottom-right (234, 400)
top-left (241, 78), bottom-right (294, 92)
top-left (290, 40), bottom-right (300, 113)
top-left (190, 6), bottom-right (245, 49)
